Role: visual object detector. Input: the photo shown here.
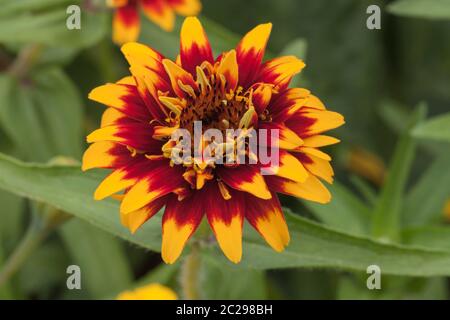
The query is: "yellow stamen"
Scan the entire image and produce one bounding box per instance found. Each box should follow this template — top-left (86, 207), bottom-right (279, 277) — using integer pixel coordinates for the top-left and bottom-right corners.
top-left (177, 80), bottom-right (196, 98)
top-left (239, 105), bottom-right (257, 129)
top-left (218, 181), bottom-right (232, 200)
top-left (159, 96), bottom-right (184, 116)
top-left (196, 66), bottom-right (211, 94)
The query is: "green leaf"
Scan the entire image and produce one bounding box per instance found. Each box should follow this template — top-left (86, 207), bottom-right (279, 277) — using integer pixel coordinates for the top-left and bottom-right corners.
top-left (403, 226), bottom-right (450, 252)
top-left (0, 154), bottom-right (163, 251)
top-left (412, 112), bottom-right (450, 143)
top-left (0, 246), bottom-right (14, 299)
top-left (371, 104), bottom-right (426, 241)
top-left (17, 241), bottom-right (68, 298)
top-left (388, 0), bottom-right (450, 20)
top-left (0, 1), bottom-right (107, 49)
top-left (337, 275), bottom-right (447, 300)
top-left (0, 68), bottom-right (83, 161)
top-left (270, 269), bottom-right (336, 300)
top-left (238, 209), bottom-right (450, 275)
top-left (0, 75), bottom-right (52, 161)
top-left (0, 191), bottom-right (24, 251)
top-left (280, 38), bottom-right (308, 59)
top-left (200, 253), bottom-right (267, 299)
top-left (60, 219), bottom-right (133, 298)
top-left (348, 174), bottom-right (377, 206)
top-left (378, 100), bottom-right (410, 134)
top-left (4, 154), bottom-right (450, 276)
top-left (402, 152), bottom-right (450, 227)
top-left (378, 100), bottom-right (442, 155)
top-left (30, 68), bottom-right (84, 158)
top-left (0, 0), bottom-right (70, 16)
top-left (302, 181), bottom-right (371, 236)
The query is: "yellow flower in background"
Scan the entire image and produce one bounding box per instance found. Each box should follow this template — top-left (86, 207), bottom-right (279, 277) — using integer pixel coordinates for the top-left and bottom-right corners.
top-left (347, 146), bottom-right (386, 186)
top-left (108, 0), bottom-right (202, 44)
top-left (83, 17), bottom-right (344, 264)
top-left (117, 283), bottom-right (177, 300)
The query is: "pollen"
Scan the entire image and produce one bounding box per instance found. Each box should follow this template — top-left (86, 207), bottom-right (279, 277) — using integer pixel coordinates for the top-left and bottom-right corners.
top-left (158, 62), bottom-right (258, 188)
top-left (178, 64), bottom-right (252, 135)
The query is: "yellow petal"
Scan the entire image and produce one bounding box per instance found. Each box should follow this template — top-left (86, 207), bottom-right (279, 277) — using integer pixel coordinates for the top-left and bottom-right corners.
top-left (298, 147), bottom-right (331, 161)
top-left (82, 141), bottom-right (117, 171)
top-left (101, 108), bottom-right (126, 127)
top-left (274, 175), bottom-right (331, 204)
top-left (161, 217), bottom-right (193, 264)
top-left (276, 151), bottom-right (309, 183)
top-left (217, 50), bottom-right (239, 90)
top-left (302, 135), bottom-right (340, 148)
top-left (169, 0), bottom-right (201, 16)
top-left (94, 169), bottom-right (135, 200)
top-left (87, 126), bottom-right (121, 143)
top-left (140, 0), bottom-right (175, 32)
top-left (120, 179), bottom-right (164, 214)
top-left (209, 215), bottom-right (243, 263)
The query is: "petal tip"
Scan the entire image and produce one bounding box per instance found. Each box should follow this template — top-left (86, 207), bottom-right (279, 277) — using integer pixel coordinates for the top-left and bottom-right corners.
top-left (183, 16), bottom-right (201, 25)
top-left (120, 41), bottom-right (139, 55)
top-left (228, 255), bottom-right (242, 264)
top-left (87, 86), bottom-right (102, 102)
top-left (161, 244), bottom-right (183, 265)
top-left (86, 132), bottom-right (96, 143)
top-left (161, 252), bottom-right (177, 264)
top-left (261, 22), bottom-right (273, 31)
top-left (93, 191), bottom-right (105, 201)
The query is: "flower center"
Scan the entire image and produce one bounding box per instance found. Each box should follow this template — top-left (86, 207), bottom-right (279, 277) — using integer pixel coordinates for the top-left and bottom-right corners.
top-left (157, 64), bottom-right (259, 191)
top-left (178, 70), bottom-right (249, 135)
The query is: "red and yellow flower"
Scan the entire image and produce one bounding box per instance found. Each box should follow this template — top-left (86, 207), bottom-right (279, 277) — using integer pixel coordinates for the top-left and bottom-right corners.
top-left (108, 0), bottom-right (201, 44)
top-left (83, 17), bottom-right (344, 264)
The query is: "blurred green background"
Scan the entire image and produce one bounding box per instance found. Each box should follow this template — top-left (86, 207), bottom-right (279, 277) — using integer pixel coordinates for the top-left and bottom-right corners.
top-left (0, 0), bottom-right (450, 300)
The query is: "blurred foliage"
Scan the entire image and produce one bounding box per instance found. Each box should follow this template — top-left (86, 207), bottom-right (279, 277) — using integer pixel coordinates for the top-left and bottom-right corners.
top-left (388, 0), bottom-right (450, 19)
top-left (0, 0), bottom-right (450, 300)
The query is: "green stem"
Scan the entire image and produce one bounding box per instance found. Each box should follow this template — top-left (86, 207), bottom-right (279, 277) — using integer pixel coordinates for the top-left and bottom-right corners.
top-left (371, 104), bottom-right (426, 241)
top-left (8, 44), bottom-right (43, 79)
top-left (180, 242), bottom-right (201, 300)
top-left (0, 216), bottom-right (49, 288)
top-left (0, 207), bottom-right (69, 288)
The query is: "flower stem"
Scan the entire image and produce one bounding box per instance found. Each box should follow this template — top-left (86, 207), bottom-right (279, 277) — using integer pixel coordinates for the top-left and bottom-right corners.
top-left (0, 207), bottom-right (69, 288)
top-left (180, 242), bottom-right (201, 300)
top-left (8, 44), bottom-right (43, 79)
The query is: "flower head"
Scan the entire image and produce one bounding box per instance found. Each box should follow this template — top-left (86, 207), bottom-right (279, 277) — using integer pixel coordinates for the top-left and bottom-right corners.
top-left (83, 17), bottom-right (345, 264)
top-left (108, 0), bottom-right (201, 44)
top-left (117, 283), bottom-right (177, 300)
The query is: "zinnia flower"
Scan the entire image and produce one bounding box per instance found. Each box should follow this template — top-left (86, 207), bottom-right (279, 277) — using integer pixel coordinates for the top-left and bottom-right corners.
top-left (117, 283), bottom-right (177, 300)
top-left (108, 0), bottom-right (201, 44)
top-left (83, 17), bottom-right (344, 264)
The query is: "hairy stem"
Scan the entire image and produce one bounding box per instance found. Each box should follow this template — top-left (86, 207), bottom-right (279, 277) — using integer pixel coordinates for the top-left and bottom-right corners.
top-left (180, 242), bottom-right (201, 300)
